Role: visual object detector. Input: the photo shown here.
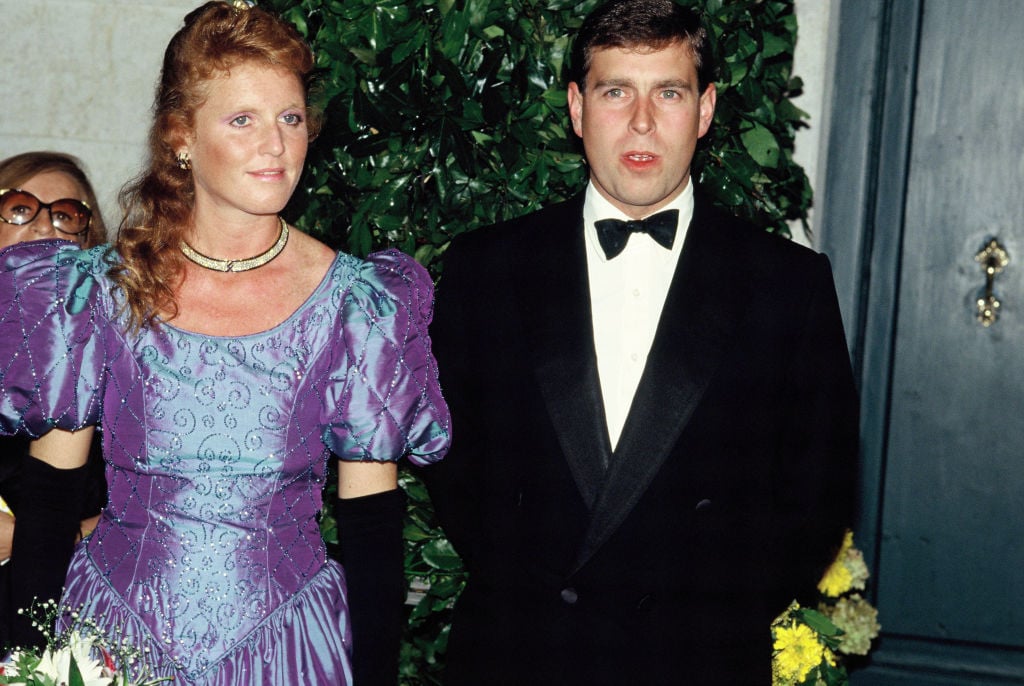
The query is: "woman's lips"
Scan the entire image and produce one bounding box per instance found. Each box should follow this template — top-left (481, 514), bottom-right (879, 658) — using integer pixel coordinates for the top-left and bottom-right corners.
top-left (249, 168), bottom-right (286, 180)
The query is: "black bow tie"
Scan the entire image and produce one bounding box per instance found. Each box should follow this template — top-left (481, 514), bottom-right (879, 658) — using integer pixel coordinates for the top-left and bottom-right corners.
top-left (594, 209), bottom-right (679, 259)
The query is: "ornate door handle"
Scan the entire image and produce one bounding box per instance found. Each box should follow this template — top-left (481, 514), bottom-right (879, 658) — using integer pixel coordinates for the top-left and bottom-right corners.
top-left (974, 238), bottom-right (1010, 327)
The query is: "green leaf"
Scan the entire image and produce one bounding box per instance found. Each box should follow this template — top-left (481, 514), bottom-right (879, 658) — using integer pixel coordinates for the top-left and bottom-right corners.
top-left (740, 123), bottom-right (781, 168)
top-left (68, 654), bottom-right (86, 686)
top-left (795, 607), bottom-right (844, 637)
top-left (542, 88), bottom-right (568, 108)
top-left (282, 7), bottom-right (309, 36)
top-left (348, 46), bottom-right (376, 66)
top-left (762, 30), bottom-right (789, 59)
top-left (421, 538), bottom-right (463, 571)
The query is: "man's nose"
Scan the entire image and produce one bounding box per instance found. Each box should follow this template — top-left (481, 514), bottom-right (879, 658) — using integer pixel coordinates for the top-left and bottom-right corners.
top-left (629, 98), bottom-right (656, 135)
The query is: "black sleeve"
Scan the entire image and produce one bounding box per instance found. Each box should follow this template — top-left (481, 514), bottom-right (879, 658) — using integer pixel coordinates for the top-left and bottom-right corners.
top-left (0, 436), bottom-right (28, 512)
top-left (335, 487), bottom-right (407, 686)
top-left (80, 431), bottom-right (107, 520)
top-left (768, 254), bottom-right (860, 611)
top-left (416, 236), bottom-right (484, 566)
top-left (8, 451), bottom-right (89, 649)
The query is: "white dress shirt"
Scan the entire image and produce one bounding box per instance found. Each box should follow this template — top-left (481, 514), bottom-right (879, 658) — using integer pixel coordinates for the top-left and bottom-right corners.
top-left (583, 182), bottom-right (693, 450)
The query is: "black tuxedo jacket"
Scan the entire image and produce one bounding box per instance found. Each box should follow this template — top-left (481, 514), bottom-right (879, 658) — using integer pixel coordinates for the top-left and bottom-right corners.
top-left (423, 192), bottom-right (859, 685)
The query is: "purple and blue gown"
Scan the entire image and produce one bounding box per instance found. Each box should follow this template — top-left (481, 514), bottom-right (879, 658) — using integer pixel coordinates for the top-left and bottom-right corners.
top-left (0, 240), bottom-right (451, 684)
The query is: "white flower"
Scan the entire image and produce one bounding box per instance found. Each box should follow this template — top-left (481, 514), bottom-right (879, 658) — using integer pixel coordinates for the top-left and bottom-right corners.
top-left (8, 630), bottom-right (113, 686)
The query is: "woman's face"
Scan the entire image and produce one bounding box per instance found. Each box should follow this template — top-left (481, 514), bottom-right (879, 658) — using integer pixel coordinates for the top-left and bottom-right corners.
top-left (0, 171), bottom-right (90, 250)
top-left (184, 62), bottom-right (308, 223)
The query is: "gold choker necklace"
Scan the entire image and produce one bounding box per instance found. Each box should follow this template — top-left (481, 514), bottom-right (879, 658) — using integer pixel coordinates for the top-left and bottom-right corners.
top-left (180, 217), bottom-right (289, 273)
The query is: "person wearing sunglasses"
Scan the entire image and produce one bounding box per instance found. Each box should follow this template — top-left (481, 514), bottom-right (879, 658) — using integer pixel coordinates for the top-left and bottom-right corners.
top-left (0, 151), bottom-right (109, 650)
top-left (0, 153), bottom-right (105, 250)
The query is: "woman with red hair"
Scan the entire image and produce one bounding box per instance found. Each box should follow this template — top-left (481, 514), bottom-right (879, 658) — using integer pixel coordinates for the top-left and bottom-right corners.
top-left (0, 4), bottom-right (450, 683)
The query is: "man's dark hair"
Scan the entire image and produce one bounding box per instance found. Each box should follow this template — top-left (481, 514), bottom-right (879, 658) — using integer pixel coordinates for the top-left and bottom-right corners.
top-left (568, 0), bottom-right (715, 93)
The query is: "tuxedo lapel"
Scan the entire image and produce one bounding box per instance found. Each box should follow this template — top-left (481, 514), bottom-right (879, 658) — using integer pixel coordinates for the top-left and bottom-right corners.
top-left (571, 196), bottom-right (751, 572)
top-left (523, 196), bottom-right (611, 509)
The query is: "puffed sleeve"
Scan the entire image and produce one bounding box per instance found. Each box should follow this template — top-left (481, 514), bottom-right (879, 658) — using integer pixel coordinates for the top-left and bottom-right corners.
top-left (0, 240), bottom-right (107, 437)
top-left (324, 249), bottom-right (451, 466)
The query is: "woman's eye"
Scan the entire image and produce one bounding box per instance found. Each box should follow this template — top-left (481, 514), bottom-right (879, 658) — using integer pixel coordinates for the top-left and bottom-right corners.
top-left (231, 115), bottom-right (251, 127)
top-left (281, 113), bottom-right (304, 126)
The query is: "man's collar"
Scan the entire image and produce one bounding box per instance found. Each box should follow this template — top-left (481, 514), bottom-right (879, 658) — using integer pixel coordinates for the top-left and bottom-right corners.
top-left (584, 181), bottom-right (694, 224)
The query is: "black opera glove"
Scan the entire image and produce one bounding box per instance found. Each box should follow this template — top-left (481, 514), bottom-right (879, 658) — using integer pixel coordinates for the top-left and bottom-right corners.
top-left (9, 450), bottom-right (89, 649)
top-left (335, 487), bottom-right (407, 686)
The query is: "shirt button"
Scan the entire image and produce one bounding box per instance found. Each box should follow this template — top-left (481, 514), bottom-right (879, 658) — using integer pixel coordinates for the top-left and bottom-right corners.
top-left (560, 587), bottom-right (579, 605)
top-left (632, 288), bottom-right (640, 297)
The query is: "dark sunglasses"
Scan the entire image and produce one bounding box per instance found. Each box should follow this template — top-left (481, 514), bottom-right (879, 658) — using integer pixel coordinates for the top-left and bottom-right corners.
top-left (0, 187), bottom-right (92, 237)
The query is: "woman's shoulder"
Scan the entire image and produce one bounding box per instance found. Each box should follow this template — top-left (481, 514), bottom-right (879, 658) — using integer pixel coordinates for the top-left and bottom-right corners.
top-left (356, 249), bottom-right (432, 305)
top-left (362, 248), bottom-right (430, 285)
top-left (319, 248), bottom-right (433, 328)
top-left (325, 247), bottom-right (429, 292)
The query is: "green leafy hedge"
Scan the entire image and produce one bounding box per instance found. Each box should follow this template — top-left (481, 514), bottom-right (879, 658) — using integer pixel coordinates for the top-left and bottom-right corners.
top-left (259, 0), bottom-right (810, 682)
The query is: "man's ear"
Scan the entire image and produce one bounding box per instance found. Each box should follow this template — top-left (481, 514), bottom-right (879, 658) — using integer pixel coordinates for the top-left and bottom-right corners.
top-left (567, 81), bottom-right (585, 138)
top-left (697, 82), bottom-right (717, 139)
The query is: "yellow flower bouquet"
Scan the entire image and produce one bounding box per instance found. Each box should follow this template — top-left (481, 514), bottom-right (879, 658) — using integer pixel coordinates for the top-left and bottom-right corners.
top-left (771, 531), bottom-right (881, 686)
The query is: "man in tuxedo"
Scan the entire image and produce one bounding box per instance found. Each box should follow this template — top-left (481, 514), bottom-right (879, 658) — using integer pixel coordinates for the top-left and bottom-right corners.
top-left (423, 1), bottom-right (859, 683)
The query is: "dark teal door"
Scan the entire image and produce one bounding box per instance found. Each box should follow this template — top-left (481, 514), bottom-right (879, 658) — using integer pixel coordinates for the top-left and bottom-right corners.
top-left (821, 1), bottom-right (1024, 683)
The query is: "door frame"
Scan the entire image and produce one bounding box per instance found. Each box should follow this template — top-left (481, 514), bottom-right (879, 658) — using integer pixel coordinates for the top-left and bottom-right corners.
top-left (819, 0), bottom-right (920, 577)
top-left (819, 1), bottom-right (1024, 682)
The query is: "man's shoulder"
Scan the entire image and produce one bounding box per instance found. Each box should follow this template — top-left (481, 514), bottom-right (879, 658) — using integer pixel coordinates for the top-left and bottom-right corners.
top-left (688, 192), bottom-right (837, 304)
top-left (694, 192), bottom-right (824, 269)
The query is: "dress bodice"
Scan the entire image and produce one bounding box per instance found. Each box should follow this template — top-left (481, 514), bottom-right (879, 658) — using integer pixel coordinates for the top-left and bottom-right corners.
top-left (0, 241), bottom-right (450, 682)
